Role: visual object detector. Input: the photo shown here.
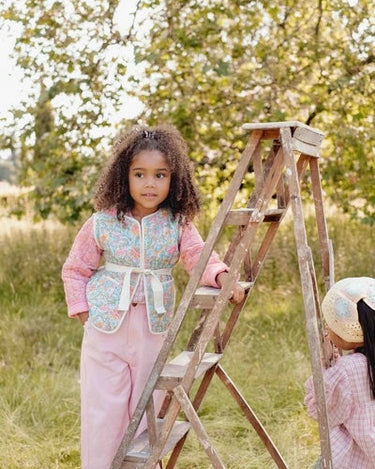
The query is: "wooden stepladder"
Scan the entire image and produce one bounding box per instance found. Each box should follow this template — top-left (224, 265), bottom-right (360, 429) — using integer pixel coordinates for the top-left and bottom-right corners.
top-left (111, 121), bottom-right (335, 469)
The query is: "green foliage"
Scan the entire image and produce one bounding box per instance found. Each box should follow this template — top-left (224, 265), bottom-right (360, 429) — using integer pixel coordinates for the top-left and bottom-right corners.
top-left (0, 221), bottom-right (81, 468)
top-left (133, 0), bottom-right (375, 223)
top-left (0, 0), bottom-right (374, 223)
top-left (0, 213), bottom-right (373, 467)
top-left (1, 0), bottom-right (132, 222)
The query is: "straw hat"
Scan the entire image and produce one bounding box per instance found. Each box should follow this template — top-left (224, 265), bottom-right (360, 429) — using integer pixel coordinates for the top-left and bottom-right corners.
top-left (322, 277), bottom-right (375, 343)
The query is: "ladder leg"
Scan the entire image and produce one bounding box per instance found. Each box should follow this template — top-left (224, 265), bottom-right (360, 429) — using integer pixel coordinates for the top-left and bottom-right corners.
top-left (174, 385), bottom-right (227, 469)
top-left (216, 365), bottom-right (290, 469)
top-left (280, 127), bottom-right (333, 469)
top-left (165, 366), bottom-right (218, 469)
top-left (309, 157), bottom-right (335, 289)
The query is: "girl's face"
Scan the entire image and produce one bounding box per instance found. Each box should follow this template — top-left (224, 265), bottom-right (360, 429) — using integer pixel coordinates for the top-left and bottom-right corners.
top-left (128, 150), bottom-right (171, 219)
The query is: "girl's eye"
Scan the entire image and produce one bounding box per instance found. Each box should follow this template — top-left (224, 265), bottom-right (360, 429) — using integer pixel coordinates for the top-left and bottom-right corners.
top-left (156, 173), bottom-right (166, 179)
top-left (134, 172), bottom-right (143, 178)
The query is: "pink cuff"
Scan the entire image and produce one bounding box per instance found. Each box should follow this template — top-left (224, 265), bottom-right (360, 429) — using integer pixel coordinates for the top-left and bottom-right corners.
top-left (67, 301), bottom-right (90, 318)
top-left (205, 265), bottom-right (229, 288)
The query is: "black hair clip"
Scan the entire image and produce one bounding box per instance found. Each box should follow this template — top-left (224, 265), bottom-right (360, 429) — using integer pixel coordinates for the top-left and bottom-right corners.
top-left (143, 130), bottom-right (157, 139)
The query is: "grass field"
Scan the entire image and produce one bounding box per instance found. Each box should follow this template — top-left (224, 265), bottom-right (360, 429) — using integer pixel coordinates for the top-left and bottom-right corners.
top-left (0, 212), bottom-right (374, 469)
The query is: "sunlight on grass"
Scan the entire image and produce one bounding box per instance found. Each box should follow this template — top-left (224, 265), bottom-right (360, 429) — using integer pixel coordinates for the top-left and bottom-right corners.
top-left (0, 213), bottom-right (374, 468)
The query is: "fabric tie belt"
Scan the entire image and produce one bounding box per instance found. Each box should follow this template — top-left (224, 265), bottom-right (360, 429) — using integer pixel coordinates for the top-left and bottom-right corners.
top-left (104, 262), bottom-right (172, 315)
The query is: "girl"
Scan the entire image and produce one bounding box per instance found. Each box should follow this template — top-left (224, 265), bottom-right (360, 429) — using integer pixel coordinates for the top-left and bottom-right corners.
top-left (304, 276), bottom-right (375, 469)
top-left (62, 124), bottom-right (245, 469)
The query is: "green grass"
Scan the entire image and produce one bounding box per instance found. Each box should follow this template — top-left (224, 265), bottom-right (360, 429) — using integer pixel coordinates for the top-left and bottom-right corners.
top-left (0, 213), bottom-right (374, 468)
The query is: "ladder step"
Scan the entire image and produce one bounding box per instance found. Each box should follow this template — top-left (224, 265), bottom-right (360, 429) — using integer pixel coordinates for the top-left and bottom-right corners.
top-left (121, 420), bottom-right (191, 467)
top-left (225, 208), bottom-right (285, 225)
top-left (190, 281), bottom-right (253, 309)
top-left (156, 351), bottom-right (223, 390)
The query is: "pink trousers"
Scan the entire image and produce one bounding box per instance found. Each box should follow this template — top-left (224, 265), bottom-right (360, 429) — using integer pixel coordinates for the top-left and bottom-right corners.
top-left (80, 304), bottom-right (166, 469)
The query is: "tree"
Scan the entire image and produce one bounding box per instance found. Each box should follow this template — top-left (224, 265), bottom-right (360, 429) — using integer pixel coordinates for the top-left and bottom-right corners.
top-left (1, 0), bottom-right (137, 222)
top-left (1, 0), bottom-right (374, 223)
top-left (132, 0), bottom-right (375, 223)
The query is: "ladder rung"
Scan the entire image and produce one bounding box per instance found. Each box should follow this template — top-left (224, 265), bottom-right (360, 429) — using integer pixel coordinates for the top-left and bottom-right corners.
top-left (156, 351), bottom-right (222, 390)
top-left (190, 281), bottom-right (253, 309)
top-left (225, 208), bottom-right (285, 225)
top-left (122, 420), bottom-right (191, 466)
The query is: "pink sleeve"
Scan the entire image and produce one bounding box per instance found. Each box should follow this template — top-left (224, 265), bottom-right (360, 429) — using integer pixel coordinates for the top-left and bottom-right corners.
top-left (179, 221), bottom-right (228, 287)
top-left (304, 359), bottom-right (353, 427)
top-left (61, 216), bottom-right (102, 317)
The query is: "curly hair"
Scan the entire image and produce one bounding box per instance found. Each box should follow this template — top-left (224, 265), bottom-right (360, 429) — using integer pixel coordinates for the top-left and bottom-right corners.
top-left (94, 124), bottom-right (201, 222)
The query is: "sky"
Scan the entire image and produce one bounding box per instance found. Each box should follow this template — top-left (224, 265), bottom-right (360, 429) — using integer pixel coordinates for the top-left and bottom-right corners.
top-left (0, 0), bottom-right (145, 126)
top-left (0, 26), bottom-right (23, 117)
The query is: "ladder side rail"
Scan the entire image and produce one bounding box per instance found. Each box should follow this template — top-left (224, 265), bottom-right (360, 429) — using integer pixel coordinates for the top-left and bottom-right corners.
top-left (110, 130), bottom-right (264, 469)
top-left (215, 365), bottom-right (290, 469)
top-left (178, 144), bottom-right (285, 392)
top-left (143, 144), bottom-right (287, 468)
top-left (307, 250), bottom-right (333, 368)
top-left (228, 138), bottom-right (276, 267)
top-left (301, 155), bottom-right (341, 367)
top-left (249, 154), bottom-right (309, 280)
top-left (145, 277), bottom-right (240, 468)
top-left (243, 226), bottom-right (253, 280)
top-left (248, 139), bottom-right (264, 207)
top-left (166, 299), bottom-right (248, 468)
top-left (221, 146), bottom-right (291, 346)
top-left (165, 361), bottom-right (221, 468)
top-left (307, 157), bottom-right (337, 368)
top-left (145, 397), bottom-right (158, 447)
top-left (173, 384), bottom-right (227, 469)
top-left (253, 139), bottom-right (264, 195)
top-left (186, 308), bottom-right (212, 351)
top-left (213, 322), bottom-right (224, 353)
top-left (220, 296), bottom-right (249, 350)
top-left (280, 128), bottom-right (333, 469)
top-left (227, 145), bottom-right (295, 284)
top-left (309, 157), bottom-right (335, 289)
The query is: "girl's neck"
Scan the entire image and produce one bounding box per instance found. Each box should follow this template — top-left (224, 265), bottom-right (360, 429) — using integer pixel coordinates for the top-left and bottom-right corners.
top-left (131, 207), bottom-right (160, 221)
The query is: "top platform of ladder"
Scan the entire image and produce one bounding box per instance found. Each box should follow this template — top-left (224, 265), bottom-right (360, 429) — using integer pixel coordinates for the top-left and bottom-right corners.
top-left (242, 121), bottom-right (325, 158)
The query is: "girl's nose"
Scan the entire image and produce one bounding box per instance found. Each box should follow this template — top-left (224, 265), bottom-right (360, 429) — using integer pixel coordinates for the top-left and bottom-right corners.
top-left (144, 177), bottom-right (155, 187)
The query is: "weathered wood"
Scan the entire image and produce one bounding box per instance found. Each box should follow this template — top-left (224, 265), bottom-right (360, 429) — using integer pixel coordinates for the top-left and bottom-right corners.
top-left (309, 157), bottom-right (335, 290)
top-left (293, 126), bottom-right (325, 145)
top-left (143, 139), bottom-right (286, 469)
top-left (156, 351), bottom-right (222, 391)
top-left (224, 208), bottom-right (285, 225)
top-left (216, 365), bottom-right (289, 469)
top-left (280, 127), bottom-right (333, 469)
top-left (242, 121), bottom-right (324, 158)
top-left (190, 281), bottom-right (253, 309)
top-left (122, 420), bottom-right (191, 466)
top-left (112, 121), bottom-right (331, 469)
top-left (165, 364), bottom-right (220, 469)
top-left (174, 385), bottom-right (226, 468)
top-left (253, 139), bottom-right (264, 196)
top-left (292, 139), bottom-right (321, 157)
top-left (110, 130), bottom-right (264, 469)
top-left (242, 120), bottom-right (324, 135)
top-left (145, 398), bottom-right (158, 447)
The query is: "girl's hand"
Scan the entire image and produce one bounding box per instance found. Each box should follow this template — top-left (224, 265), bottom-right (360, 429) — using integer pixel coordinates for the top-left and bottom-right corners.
top-left (78, 311), bottom-right (89, 326)
top-left (216, 272), bottom-right (246, 305)
top-left (229, 282), bottom-right (246, 304)
top-left (322, 327), bottom-right (339, 366)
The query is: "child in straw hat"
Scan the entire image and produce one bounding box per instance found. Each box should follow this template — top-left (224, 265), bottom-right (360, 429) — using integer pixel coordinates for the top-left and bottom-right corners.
top-left (304, 277), bottom-right (375, 469)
